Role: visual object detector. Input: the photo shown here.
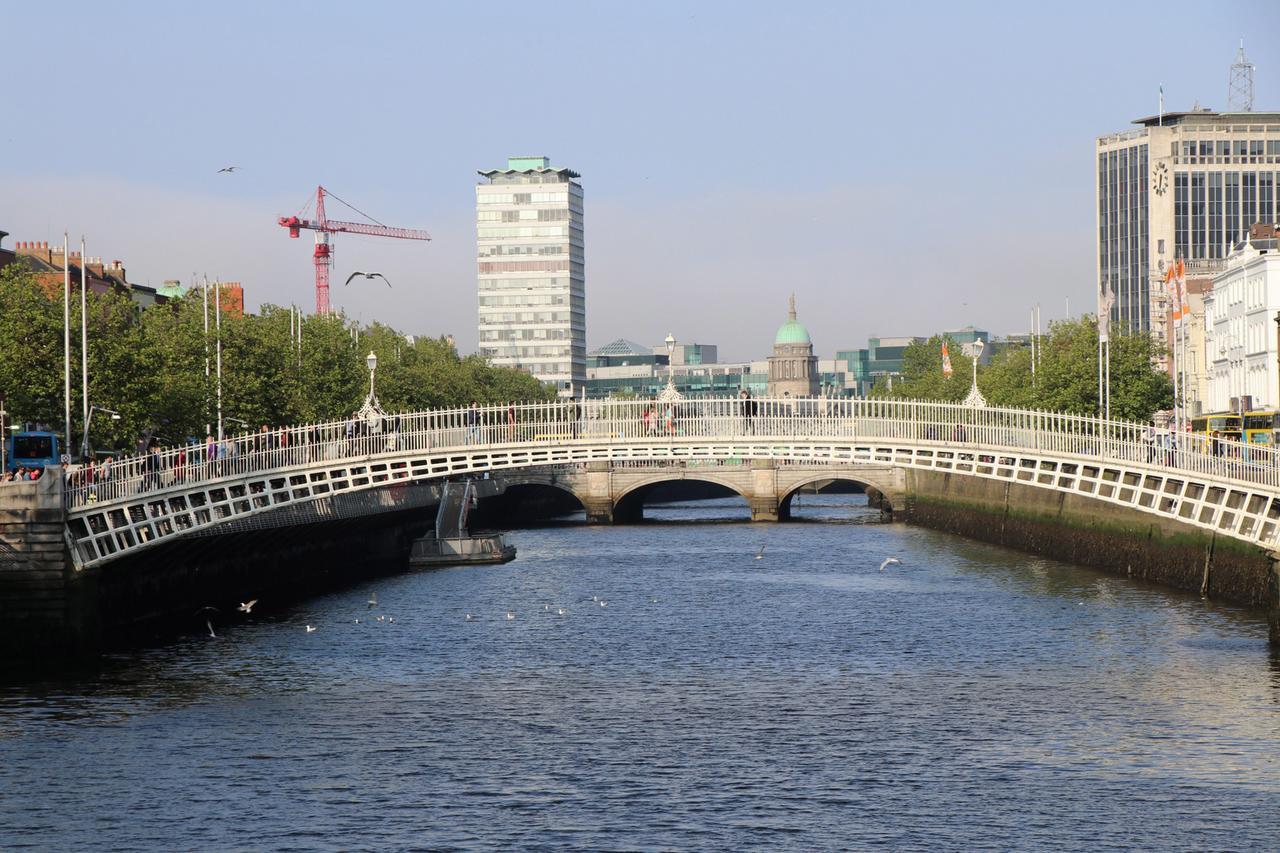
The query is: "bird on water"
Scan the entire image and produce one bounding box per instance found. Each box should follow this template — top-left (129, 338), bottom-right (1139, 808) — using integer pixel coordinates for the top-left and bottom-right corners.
top-left (879, 557), bottom-right (902, 572)
top-left (306, 625), bottom-right (317, 633)
top-left (505, 612), bottom-right (516, 621)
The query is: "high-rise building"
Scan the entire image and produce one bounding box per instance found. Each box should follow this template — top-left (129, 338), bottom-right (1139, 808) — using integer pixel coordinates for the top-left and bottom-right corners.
top-left (1095, 108), bottom-right (1280, 343)
top-left (476, 156), bottom-right (585, 393)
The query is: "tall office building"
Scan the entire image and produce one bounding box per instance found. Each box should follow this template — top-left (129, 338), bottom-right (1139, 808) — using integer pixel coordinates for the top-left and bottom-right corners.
top-left (476, 156), bottom-right (585, 393)
top-left (1096, 109), bottom-right (1280, 340)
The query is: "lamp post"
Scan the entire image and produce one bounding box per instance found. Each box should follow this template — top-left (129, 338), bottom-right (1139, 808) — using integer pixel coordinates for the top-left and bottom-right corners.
top-left (357, 350), bottom-right (385, 430)
top-left (963, 338), bottom-right (987, 408)
top-left (80, 405), bottom-right (121, 461)
top-left (0, 394), bottom-right (7, 473)
top-left (225, 416), bottom-right (249, 431)
top-left (664, 334), bottom-right (676, 392)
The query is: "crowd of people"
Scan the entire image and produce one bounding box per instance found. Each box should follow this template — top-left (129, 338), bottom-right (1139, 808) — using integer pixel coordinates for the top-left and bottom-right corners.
top-left (1, 466), bottom-right (44, 483)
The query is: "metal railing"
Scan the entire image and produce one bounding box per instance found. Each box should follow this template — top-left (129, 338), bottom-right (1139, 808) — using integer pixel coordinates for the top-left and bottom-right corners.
top-left (62, 397), bottom-right (1280, 509)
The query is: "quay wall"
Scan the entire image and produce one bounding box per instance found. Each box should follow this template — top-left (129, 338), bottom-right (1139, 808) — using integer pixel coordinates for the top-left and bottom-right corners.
top-left (903, 470), bottom-right (1280, 630)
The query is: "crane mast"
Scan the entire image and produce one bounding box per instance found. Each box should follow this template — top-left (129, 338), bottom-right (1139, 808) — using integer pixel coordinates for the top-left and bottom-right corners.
top-left (278, 186), bottom-right (431, 315)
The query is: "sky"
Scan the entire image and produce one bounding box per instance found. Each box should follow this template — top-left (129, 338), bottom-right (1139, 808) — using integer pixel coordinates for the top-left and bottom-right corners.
top-left (1, 1), bottom-right (1277, 362)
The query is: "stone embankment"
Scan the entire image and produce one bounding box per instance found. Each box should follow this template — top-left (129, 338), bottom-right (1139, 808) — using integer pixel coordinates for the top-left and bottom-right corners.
top-left (903, 469), bottom-right (1280, 642)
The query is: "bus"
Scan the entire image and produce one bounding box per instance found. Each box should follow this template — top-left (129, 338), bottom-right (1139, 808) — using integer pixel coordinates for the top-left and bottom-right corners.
top-left (1189, 413), bottom-right (1242, 448)
top-left (1242, 410), bottom-right (1280, 446)
top-left (4, 431), bottom-right (62, 472)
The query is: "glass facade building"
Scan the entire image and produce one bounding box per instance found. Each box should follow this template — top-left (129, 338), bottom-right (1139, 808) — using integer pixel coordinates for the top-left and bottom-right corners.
top-left (1096, 111), bottom-right (1280, 338)
top-left (477, 156), bottom-right (586, 393)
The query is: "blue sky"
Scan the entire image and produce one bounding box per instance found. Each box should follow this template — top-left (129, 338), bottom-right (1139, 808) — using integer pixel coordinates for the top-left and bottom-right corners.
top-left (2, 1), bottom-right (1276, 360)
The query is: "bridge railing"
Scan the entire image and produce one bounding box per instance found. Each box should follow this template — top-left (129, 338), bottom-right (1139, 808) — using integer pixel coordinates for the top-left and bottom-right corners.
top-left (62, 397), bottom-right (1280, 510)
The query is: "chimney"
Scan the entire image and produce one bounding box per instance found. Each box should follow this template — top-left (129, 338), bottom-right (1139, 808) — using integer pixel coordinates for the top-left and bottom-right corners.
top-left (87, 256), bottom-right (104, 276)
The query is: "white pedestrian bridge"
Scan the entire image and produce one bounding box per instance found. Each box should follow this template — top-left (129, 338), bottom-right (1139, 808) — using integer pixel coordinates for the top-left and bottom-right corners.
top-left (62, 397), bottom-right (1280, 569)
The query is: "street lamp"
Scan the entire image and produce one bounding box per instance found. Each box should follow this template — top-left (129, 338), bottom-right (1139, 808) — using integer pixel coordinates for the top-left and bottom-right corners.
top-left (80, 405), bottom-right (121, 461)
top-left (357, 350), bottom-right (385, 430)
top-left (225, 416), bottom-right (249, 432)
top-left (0, 394), bottom-right (7, 473)
top-left (963, 338), bottom-right (987, 408)
top-left (664, 333), bottom-right (676, 390)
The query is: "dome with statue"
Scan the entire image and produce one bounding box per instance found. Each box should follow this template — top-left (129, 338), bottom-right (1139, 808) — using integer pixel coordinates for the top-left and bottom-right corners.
top-left (774, 307), bottom-right (812, 345)
top-left (767, 295), bottom-right (818, 397)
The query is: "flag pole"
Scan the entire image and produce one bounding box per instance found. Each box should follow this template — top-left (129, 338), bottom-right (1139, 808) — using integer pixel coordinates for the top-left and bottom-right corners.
top-left (203, 275), bottom-right (210, 437)
top-left (63, 232), bottom-right (71, 461)
top-left (80, 236), bottom-right (88, 460)
top-left (215, 278), bottom-right (223, 442)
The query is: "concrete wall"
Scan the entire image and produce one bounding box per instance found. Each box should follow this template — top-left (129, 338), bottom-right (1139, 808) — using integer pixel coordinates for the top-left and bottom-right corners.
top-left (0, 474), bottom-right (96, 657)
top-left (904, 469), bottom-right (1280, 639)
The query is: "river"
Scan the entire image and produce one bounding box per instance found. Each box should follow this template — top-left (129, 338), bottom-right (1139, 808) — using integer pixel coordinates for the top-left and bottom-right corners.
top-left (1, 494), bottom-right (1278, 850)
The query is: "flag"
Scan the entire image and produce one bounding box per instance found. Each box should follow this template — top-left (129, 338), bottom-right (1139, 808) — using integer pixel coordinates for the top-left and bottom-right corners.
top-left (1097, 282), bottom-right (1115, 343)
top-left (1178, 258), bottom-right (1189, 318)
top-left (941, 341), bottom-right (953, 377)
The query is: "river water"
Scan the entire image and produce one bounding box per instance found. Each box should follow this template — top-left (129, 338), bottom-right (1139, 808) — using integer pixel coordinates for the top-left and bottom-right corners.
top-left (2, 494), bottom-right (1279, 850)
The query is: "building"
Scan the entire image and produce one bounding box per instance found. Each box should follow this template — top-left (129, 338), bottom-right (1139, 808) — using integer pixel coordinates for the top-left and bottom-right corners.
top-left (767, 296), bottom-right (818, 397)
top-left (476, 156), bottom-right (586, 394)
top-left (1202, 228), bottom-right (1280, 412)
top-left (0, 230), bottom-right (15, 272)
top-left (1096, 106), bottom-right (1280, 346)
top-left (838, 335), bottom-right (926, 395)
top-left (10, 240), bottom-right (166, 308)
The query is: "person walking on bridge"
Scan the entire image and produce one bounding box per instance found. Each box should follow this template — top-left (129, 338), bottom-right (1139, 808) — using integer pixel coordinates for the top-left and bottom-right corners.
top-left (466, 401), bottom-right (481, 444)
top-left (740, 389), bottom-right (757, 435)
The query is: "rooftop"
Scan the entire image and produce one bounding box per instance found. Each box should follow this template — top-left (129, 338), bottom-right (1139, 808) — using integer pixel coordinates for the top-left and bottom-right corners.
top-left (1129, 110), bottom-right (1280, 128)
top-left (590, 338), bottom-right (652, 357)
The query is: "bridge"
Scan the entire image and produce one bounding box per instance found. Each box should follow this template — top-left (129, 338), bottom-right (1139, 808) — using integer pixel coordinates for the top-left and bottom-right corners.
top-left (57, 397), bottom-right (1280, 570)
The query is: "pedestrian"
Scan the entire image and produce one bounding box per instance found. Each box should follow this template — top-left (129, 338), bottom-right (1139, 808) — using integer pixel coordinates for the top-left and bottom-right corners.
top-left (1211, 429), bottom-right (1222, 458)
top-left (507, 401), bottom-right (516, 441)
top-left (466, 400), bottom-right (481, 444)
top-left (1143, 424), bottom-right (1156, 463)
top-left (571, 399), bottom-right (582, 439)
top-left (740, 389), bottom-right (757, 435)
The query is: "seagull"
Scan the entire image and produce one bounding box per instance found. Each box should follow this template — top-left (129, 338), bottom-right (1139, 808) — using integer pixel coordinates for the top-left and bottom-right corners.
top-left (466, 613), bottom-right (475, 621)
top-left (238, 599), bottom-right (258, 614)
top-left (306, 624), bottom-right (317, 633)
top-left (556, 608), bottom-right (566, 616)
top-left (544, 604), bottom-right (550, 611)
top-left (376, 615), bottom-right (385, 623)
top-left (216, 165), bottom-right (238, 173)
top-left (505, 612), bottom-right (516, 621)
top-left (388, 616), bottom-right (395, 624)
top-left (206, 619), bottom-right (217, 638)
top-left (755, 545), bottom-right (766, 561)
top-left (344, 271), bottom-right (392, 288)
top-left (367, 592), bottom-right (377, 609)
top-left (354, 618), bottom-right (361, 624)
top-left (879, 557), bottom-right (903, 572)
top-left (195, 606), bottom-right (219, 637)
top-left (599, 600), bottom-right (608, 608)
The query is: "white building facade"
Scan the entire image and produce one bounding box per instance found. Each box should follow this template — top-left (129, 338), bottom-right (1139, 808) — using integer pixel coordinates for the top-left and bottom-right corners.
top-left (1203, 239), bottom-right (1280, 412)
top-left (476, 156), bottom-right (586, 392)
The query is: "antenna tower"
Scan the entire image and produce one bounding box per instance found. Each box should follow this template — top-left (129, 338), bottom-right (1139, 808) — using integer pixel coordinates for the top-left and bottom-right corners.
top-left (1228, 40), bottom-right (1255, 112)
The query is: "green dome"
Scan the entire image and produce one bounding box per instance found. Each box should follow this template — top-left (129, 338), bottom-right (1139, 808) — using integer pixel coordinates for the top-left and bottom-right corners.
top-left (774, 320), bottom-right (812, 345)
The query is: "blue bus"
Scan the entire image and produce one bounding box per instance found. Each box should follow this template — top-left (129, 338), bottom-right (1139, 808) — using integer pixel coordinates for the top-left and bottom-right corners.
top-left (5, 431), bottom-right (62, 472)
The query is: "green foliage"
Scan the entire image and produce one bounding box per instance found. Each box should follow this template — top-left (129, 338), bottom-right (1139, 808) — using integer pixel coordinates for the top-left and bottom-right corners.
top-left (0, 265), bottom-right (554, 454)
top-left (878, 317), bottom-right (1174, 422)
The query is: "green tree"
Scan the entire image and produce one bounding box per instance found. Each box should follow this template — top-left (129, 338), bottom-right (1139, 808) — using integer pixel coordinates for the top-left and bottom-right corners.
top-left (872, 335), bottom-right (973, 402)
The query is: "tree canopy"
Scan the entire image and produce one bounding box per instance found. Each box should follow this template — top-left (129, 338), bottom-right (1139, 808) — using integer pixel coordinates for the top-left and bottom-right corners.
top-left (0, 264), bottom-right (553, 454)
top-left (873, 318), bottom-right (1173, 422)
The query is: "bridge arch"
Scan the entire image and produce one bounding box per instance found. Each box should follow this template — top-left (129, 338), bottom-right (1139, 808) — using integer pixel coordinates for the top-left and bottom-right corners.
top-left (612, 473), bottom-right (752, 523)
top-left (778, 472), bottom-right (903, 517)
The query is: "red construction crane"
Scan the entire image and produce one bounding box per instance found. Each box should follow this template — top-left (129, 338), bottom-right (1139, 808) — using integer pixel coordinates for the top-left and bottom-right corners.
top-left (278, 185), bottom-right (431, 315)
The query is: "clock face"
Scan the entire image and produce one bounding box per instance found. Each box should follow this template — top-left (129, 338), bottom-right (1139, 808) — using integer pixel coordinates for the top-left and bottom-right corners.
top-left (1152, 162), bottom-right (1170, 196)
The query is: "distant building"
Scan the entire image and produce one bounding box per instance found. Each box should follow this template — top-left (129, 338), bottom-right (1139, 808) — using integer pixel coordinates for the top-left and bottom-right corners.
top-left (476, 156), bottom-right (585, 394)
top-left (838, 335), bottom-right (925, 395)
top-left (216, 282), bottom-right (245, 317)
top-left (0, 230), bottom-right (15, 272)
top-left (1095, 106), bottom-right (1280, 348)
top-left (157, 280), bottom-right (185, 299)
top-left (1203, 229), bottom-right (1280, 412)
top-left (767, 296), bottom-right (818, 397)
top-left (10, 240), bottom-right (165, 308)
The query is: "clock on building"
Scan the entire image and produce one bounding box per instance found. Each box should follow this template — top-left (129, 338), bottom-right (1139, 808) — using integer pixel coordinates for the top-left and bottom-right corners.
top-left (1152, 161), bottom-right (1170, 196)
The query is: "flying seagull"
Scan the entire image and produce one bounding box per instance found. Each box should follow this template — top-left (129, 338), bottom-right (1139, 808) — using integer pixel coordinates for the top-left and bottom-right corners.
top-left (368, 592), bottom-right (377, 609)
top-left (755, 545), bottom-right (766, 561)
top-left (879, 557), bottom-right (903, 572)
top-left (344, 271), bottom-right (391, 288)
top-left (238, 599), bottom-right (258, 614)
top-left (216, 165), bottom-right (238, 173)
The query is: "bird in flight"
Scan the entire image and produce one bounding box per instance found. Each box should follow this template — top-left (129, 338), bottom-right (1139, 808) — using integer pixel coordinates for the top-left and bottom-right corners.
top-left (195, 606), bottom-right (219, 638)
top-left (879, 557), bottom-right (903, 572)
top-left (238, 599), bottom-right (257, 614)
top-left (368, 592), bottom-right (377, 609)
top-left (216, 165), bottom-right (239, 173)
top-left (755, 545), bottom-right (766, 561)
top-left (344, 271), bottom-right (391, 288)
